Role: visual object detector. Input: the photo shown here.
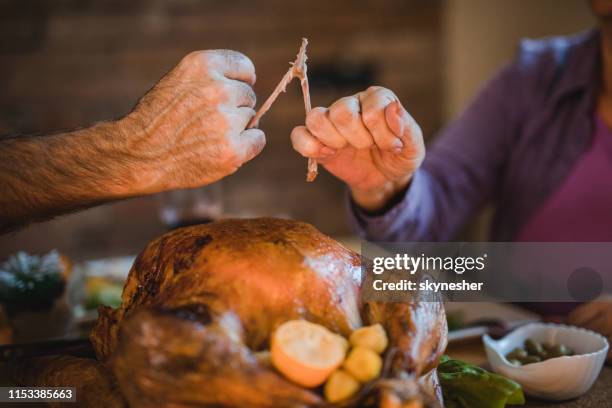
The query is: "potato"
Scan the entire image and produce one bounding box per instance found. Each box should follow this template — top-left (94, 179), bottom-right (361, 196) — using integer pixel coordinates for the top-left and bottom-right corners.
top-left (349, 323), bottom-right (388, 354)
top-left (343, 346), bottom-right (383, 382)
top-left (324, 369), bottom-right (360, 402)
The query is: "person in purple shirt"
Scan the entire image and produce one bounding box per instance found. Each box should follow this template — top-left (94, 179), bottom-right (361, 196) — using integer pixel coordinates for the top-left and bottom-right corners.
top-left (290, 2), bottom-right (612, 358)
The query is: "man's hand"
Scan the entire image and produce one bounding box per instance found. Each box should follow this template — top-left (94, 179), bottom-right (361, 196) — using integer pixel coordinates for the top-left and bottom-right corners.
top-left (120, 49), bottom-right (265, 194)
top-left (290, 86), bottom-right (424, 212)
top-left (0, 50), bottom-right (264, 232)
top-left (568, 301), bottom-right (612, 361)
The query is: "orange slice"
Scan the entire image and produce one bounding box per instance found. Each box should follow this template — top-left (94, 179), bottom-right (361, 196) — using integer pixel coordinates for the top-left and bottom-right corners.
top-left (271, 320), bottom-right (348, 387)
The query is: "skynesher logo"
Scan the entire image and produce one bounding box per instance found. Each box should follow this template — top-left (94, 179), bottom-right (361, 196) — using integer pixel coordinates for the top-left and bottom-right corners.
top-left (362, 242), bottom-right (612, 302)
top-left (372, 253), bottom-right (488, 275)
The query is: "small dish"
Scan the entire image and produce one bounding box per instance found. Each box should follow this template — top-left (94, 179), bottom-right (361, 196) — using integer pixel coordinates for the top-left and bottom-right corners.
top-left (483, 322), bottom-right (609, 400)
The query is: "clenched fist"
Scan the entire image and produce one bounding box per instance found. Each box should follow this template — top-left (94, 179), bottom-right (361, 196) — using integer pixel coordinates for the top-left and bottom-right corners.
top-left (120, 50), bottom-right (265, 193)
top-left (290, 86), bottom-right (424, 211)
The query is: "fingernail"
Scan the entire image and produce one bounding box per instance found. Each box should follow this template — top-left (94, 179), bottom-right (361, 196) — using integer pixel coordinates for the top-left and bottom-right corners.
top-left (320, 147), bottom-right (336, 156)
top-left (392, 138), bottom-right (403, 149)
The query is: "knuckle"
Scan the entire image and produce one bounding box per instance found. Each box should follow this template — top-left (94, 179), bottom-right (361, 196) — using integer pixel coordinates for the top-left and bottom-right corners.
top-left (202, 49), bottom-right (226, 63)
top-left (181, 50), bottom-right (206, 69)
top-left (369, 86), bottom-right (397, 103)
top-left (361, 110), bottom-right (379, 129)
top-left (221, 49), bottom-right (250, 64)
top-left (366, 85), bottom-right (383, 94)
top-left (221, 49), bottom-right (255, 75)
top-left (305, 107), bottom-right (326, 129)
top-left (330, 103), bottom-right (355, 127)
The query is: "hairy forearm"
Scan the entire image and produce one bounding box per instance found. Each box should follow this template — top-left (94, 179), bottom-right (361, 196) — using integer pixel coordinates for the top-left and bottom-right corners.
top-left (0, 119), bottom-right (150, 232)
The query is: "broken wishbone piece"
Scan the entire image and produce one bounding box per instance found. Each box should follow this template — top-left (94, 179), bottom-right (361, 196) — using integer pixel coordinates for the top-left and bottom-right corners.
top-left (247, 38), bottom-right (318, 182)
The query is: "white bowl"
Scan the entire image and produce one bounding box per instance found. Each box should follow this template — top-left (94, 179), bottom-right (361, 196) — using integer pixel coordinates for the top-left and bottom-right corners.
top-left (483, 323), bottom-right (609, 401)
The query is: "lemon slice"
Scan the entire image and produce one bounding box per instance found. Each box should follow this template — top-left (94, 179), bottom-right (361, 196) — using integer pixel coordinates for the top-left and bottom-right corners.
top-left (271, 320), bottom-right (348, 387)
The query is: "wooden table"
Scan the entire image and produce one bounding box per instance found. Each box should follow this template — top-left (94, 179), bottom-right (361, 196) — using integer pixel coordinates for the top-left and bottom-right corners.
top-left (447, 340), bottom-right (612, 407)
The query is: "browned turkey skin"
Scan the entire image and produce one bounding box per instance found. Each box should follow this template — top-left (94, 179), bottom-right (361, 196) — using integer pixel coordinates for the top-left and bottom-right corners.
top-left (9, 355), bottom-right (127, 408)
top-left (91, 218), bottom-right (447, 407)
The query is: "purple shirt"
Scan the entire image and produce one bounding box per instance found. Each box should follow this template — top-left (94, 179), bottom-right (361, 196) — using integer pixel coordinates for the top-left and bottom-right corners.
top-left (516, 115), bottom-right (612, 316)
top-left (517, 115), bottom-right (612, 242)
top-left (350, 30), bottom-right (603, 242)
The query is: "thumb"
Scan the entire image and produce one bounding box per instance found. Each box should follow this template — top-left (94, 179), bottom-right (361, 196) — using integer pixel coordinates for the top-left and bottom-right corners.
top-left (235, 128), bottom-right (266, 163)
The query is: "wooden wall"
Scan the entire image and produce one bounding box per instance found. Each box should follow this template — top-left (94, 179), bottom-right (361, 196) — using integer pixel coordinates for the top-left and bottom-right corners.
top-left (0, 0), bottom-right (442, 260)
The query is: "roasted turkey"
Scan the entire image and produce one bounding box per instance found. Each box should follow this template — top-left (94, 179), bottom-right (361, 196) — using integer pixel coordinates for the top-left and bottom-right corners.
top-left (90, 218), bottom-right (447, 407)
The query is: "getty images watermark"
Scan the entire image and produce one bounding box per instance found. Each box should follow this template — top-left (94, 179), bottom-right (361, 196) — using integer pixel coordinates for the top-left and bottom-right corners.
top-left (371, 252), bottom-right (487, 292)
top-left (360, 242), bottom-right (612, 303)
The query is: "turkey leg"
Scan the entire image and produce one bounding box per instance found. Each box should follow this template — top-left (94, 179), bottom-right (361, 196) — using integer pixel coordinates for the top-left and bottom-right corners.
top-left (112, 307), bottom-right (322, 408)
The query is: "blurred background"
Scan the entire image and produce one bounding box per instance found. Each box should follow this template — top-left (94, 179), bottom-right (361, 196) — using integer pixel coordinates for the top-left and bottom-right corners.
top-left (0, 0), bottom-right (595, 261)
